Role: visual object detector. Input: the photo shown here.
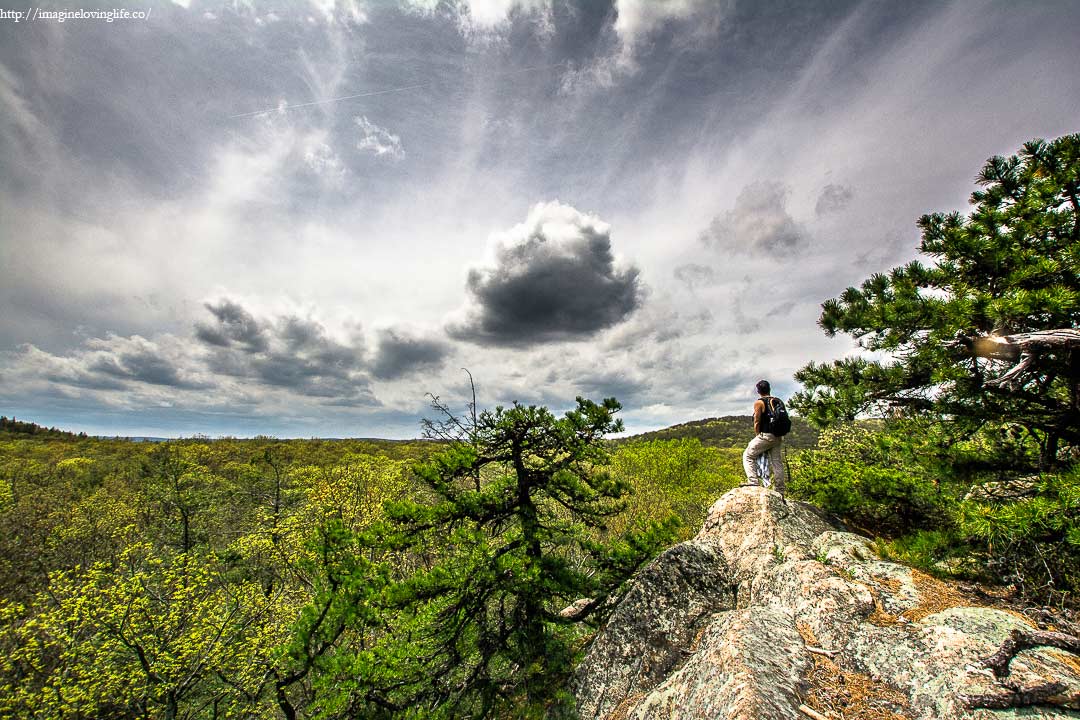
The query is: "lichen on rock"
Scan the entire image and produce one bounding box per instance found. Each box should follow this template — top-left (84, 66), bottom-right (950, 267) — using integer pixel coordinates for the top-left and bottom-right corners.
top-left (573, 486), bottom-right (1080, 719)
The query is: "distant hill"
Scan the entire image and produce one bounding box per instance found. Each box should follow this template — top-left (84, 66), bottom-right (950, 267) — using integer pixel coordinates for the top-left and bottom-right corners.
top-left (620, 415), bottom-right (819, 450)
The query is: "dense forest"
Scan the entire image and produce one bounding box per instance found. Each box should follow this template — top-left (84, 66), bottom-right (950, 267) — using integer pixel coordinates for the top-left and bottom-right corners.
top-left (0, 409), bottom-right (742, 718)
top-left (2, 134), bottom-right (1078, 718)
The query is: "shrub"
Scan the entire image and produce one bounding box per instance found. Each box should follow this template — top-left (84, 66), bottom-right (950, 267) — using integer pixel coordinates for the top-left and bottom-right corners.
top-left (788, 422), bottom-right (951, 536)
top-left (958, 467), bottom-right (1080, 604)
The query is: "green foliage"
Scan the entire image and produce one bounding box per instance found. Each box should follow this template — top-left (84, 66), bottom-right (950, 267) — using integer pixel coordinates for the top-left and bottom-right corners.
top-left (0, 544), bottom-right (275, 719)
top-left (875, 529), bottom-right (968, 576)
top-left (0, 432), bottom-right (436, 719)
top-left (334, 397), bottom-right (681, 718)
top-left (609, 438), bottom-right (742, 539)
top-left (0, 409), bottom-right (739, 717)
top-left (788, 421), bottom-right (952, 536)
top-left (791, 419), bottom-right (1080, 605)
top-left (793, 133), bottom-right (1080, 464)
top-left (957, 467), bottom-right (1080, 602)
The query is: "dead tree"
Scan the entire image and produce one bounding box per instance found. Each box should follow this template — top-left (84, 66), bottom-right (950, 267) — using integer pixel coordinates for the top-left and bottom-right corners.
top-left (956, 329), bottom-right (1080, 466)
top-left (960, 329), bottom-right (1080, 389)
top-left (962, 628), bottom-right (1080, 711)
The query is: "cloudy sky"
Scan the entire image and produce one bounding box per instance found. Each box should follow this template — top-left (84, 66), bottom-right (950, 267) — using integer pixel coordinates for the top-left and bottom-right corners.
top-left (2, 0), bottom-right (1078, 438)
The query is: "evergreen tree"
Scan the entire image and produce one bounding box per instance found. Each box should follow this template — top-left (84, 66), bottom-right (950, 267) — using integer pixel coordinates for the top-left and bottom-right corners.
top-left (793, 133), bottom-right (1080, 466)
top-left (362, 396), bottom-right (677, 718)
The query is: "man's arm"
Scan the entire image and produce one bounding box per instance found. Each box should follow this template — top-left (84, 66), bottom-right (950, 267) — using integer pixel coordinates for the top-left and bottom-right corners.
top-left (752, 399), bottom-right (764, 434)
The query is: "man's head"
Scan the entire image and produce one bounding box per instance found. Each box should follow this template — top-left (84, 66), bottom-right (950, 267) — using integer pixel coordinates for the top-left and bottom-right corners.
top-left (756, 380), bottom-right (771, 396)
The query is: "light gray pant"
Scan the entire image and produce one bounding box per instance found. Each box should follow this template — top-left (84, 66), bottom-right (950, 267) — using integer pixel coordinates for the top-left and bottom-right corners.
top-left (743, 432), bottom-right (786, 492)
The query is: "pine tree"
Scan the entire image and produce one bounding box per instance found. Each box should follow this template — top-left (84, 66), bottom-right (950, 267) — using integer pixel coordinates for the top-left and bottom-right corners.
top-left (793, 133), bottom-right (1080, 465)
top-left (363, 396), bottom-right (677, 718)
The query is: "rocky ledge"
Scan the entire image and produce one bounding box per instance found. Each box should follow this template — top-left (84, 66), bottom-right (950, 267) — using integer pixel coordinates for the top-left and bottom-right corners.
top-left (573, 487), bottom-right (1080, 720)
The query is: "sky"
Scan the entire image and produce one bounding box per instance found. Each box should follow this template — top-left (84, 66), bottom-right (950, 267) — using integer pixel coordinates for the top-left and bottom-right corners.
top-left (1, 0), bottom-right (1079, 439)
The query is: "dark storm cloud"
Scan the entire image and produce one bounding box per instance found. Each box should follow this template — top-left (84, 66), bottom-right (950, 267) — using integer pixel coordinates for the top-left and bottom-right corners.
top-left (371, 329), bottom-right (450, 380)
top-left (449, 203), bottom-right (643, 347)
top-left (196, 300), bottom-right (270, 352)
top-left (197, 300), bottom-right (373, 401)
top-left (674, 263), bottom-right (717, 290)
top-left (815, 183), bottom-right (854, 216)
top-left (700, 181), bottom-right (806, 256)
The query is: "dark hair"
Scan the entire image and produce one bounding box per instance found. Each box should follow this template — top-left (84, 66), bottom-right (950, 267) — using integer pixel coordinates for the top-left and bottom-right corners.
top-left (756, 380), bottom-right (771, 395)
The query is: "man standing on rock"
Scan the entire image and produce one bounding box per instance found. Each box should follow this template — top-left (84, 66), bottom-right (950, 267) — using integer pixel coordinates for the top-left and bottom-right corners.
top-left (742, 380), bottom-right (788, 492)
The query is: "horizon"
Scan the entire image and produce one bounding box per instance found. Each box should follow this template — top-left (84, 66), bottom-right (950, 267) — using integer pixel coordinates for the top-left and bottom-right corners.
top-left (2, 0), bottom-right (1079, 438)
top-left (1, 409), bottom-right (766, 441)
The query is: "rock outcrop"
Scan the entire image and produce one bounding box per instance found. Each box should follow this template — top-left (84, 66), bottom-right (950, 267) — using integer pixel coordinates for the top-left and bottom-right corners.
top-left (573, 487), bottom-right (1080, 720)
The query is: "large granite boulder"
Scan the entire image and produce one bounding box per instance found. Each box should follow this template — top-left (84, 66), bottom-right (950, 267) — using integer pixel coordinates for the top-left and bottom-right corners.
top-left (573, 487), bottom-right (1080, 719)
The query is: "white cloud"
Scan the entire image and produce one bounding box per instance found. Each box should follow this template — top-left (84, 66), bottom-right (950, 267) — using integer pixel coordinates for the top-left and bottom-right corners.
top-left (561, 0), bottom-right (729, 90)
top-left (356, 116), bottom-right (405, 159)
top-left (401, 0), bottom-right (550, 30)
top-left (303, 140), bottom-right (347, 184)
top-left (613, 0), bottom-right (718, 46)
top-left (308, 0), bottom-right (367, 24)
top-left (465, 0), bottom-right (548, 28)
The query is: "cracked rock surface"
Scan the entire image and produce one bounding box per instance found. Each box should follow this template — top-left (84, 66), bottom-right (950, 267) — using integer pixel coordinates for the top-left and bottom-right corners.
top-left (573, 487), bottom-right (1080, 719)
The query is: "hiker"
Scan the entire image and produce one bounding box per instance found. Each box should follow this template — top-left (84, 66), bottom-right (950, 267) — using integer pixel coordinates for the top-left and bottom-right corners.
top-left (742, 380), bottom-right (790, 492)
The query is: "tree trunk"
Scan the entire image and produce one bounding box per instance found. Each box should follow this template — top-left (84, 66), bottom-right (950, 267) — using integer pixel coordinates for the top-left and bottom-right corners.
top-left (512, 438), bottom-right (546, 707)
top-left (1041, 432), bottom-right (1059, 471)
top-left (963, 329), bottom-right (1080, 388)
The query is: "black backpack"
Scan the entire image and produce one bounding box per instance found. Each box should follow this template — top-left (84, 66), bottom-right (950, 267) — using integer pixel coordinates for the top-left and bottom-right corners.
top-left (761, 396), bottom-right (792, 437)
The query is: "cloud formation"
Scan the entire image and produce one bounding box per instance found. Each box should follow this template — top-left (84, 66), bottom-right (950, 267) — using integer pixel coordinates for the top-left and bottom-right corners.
top-left (195, 300), bottom-right (270, 352)
top-left (613, 0), bottom-right (720, 46)
top-left (673, 263), bottom-right (717, 290)
top-left (11, 299), bottom-right (378, 406)
top-left (28, 334), bottom-right (205, 392)
top-left (196, 300), bottom-right (373, 401)
top-left (372, 329), bottom-right (451, 379)
top-left (815, 183), bottom-right (854, 216)
top-left (356, 116), bottom-right (405, 159)
top-left (85, 336), bottom-right (206, 390)
top-left (449, 201), bottom-right (643, 347)
top-left (4, 0), bottom-right (1080, 437)
top-left (700, 181), bottom-right (807, 256)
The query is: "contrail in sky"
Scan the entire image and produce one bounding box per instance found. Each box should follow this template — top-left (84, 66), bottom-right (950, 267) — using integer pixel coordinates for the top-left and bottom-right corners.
top-left (228, 62), bottom-right (565, 120)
